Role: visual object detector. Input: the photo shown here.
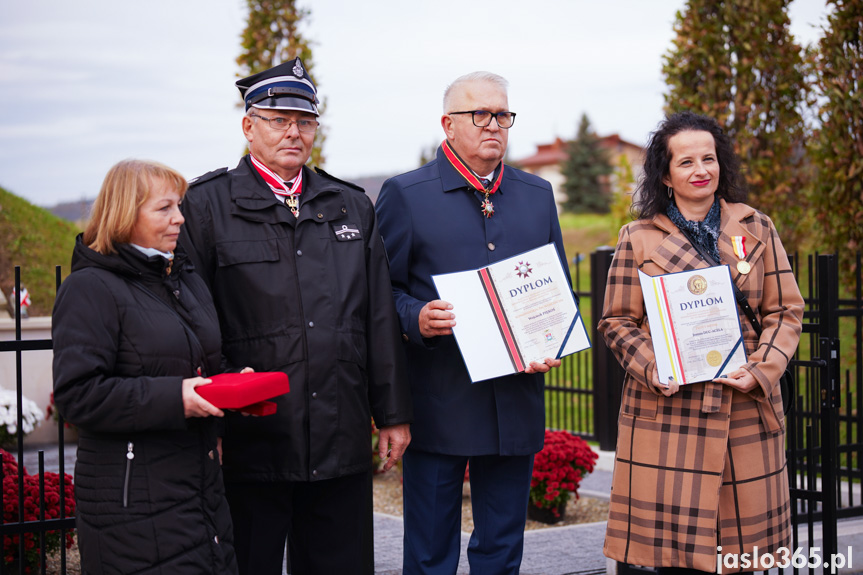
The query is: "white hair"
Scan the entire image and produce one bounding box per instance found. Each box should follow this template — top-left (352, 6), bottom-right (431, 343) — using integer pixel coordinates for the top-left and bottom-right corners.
top-left (443, 71), bottom-right (509, 113)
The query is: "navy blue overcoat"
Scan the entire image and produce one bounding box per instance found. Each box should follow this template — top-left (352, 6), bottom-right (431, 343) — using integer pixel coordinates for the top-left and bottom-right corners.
top-left (375, 146), bottom-right (572, 456)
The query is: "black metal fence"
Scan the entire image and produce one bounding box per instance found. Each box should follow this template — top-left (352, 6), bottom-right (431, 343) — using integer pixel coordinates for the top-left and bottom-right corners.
top-left (548, 250), bottom-right (863, 573)
top-left (0, 267), bottom-right (74, 575)
top-left (3, 250), bottom-right (863, 572)
top-left (544, 252), bottom-right (597, 438)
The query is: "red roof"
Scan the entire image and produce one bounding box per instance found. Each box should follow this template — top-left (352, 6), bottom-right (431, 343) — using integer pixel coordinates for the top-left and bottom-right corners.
top-left (518, 137), bottom-right (568, 168)
top-left (517, 134), bottom-right (642, 168)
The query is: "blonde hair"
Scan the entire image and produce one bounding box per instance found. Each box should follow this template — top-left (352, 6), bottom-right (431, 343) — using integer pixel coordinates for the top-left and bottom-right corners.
top-left (84, 159), bottom-right (188, 255)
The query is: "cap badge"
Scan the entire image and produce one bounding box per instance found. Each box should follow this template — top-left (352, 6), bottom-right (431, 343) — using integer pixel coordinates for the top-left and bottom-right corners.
top-left (293, 60), bottom-right (304, 78)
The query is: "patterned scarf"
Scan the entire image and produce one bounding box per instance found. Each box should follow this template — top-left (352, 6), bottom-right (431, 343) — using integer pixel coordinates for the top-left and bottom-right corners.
top-left (667, 199), bottom-right (722, 264)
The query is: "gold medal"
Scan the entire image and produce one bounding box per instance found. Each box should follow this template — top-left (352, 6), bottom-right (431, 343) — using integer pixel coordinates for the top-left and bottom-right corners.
top-left (285, 195), bottom-right (299, 219)
top-left (732, 236), bottom-right (750, 274)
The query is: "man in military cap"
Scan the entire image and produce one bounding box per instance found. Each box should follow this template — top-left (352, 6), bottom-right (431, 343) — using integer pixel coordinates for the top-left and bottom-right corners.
top-left (179, 57), bottom-right (412, 575)
top-left (375, 71), bottom-right (569, 574)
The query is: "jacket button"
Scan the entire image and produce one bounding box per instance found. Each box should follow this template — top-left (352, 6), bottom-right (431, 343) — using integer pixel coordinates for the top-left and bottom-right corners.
top-left (208, 450), bottom-right (214, 460)
top-left (214, 535), bottom-right (219, 544)
top-left (487, 242), bottom-right (496, 251)
top-left (297, 250), bottom-right (303, 256)
top-left (317, 213), bottom-right (324, 219)
top-left (312, 469), bottom-right (318, 476)
top-left (308, 321), bottom-right (315, 328)
top-left (341, 207), bottom-right (347, 213)
top-left (402, 333), bottom-right (409, 342)
top-left (312, 392), bottom-right (318, 399)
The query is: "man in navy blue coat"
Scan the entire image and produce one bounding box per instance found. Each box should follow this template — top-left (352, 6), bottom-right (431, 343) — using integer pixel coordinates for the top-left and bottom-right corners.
top-left (375, 71), bottom-right (571, 575)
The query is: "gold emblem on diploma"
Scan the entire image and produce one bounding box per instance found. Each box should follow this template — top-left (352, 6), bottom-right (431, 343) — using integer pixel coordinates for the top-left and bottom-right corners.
top-left (687, 275), bottom-right (708, 295)
top-left (706, 350), bottom-right (723, 367)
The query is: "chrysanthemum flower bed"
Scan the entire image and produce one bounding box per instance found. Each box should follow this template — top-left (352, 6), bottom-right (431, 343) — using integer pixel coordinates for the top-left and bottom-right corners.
top-left (1, 449), bottom-right (75, 572)
top-left (529, 429), bottom-right (598, 519)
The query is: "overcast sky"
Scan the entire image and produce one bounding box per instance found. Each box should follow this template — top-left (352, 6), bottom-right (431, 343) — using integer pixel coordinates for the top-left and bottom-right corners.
top-left (0, 0), bottom-right (829, 207)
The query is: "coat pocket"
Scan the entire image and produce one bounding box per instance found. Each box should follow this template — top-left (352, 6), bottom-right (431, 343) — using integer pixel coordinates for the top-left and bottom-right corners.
top-left (215, 238), bottom-right (279, 267)
top-left (759, 387), bottom-right (785, 435)
top-left (620, 377), bottom-right (658, 420)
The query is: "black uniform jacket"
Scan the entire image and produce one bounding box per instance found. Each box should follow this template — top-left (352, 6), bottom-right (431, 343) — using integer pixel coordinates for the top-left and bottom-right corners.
top-left (179, 157), bottom-right (412, 482)
top-left (52, 237), bottom-right (237, 575)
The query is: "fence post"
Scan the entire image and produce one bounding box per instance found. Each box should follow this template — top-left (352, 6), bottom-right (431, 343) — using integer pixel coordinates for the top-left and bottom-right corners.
top-left (818, 254), bottom-right (840, 558)
top-left (591, 247), bottom-right (626, 451)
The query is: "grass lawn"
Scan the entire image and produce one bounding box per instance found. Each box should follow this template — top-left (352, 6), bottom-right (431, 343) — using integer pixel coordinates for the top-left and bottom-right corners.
top-left (0, 187), bottom-right (79, 316)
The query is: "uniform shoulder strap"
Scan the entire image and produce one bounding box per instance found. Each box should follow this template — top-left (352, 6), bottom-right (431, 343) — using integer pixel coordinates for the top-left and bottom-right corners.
top-left (188, 167), bottom-right (228, 187)
top-left (313, 167), bottom-right (365, 193)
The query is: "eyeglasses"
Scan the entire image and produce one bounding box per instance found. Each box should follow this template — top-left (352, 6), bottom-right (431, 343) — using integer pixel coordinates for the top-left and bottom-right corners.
top-left (448, 110), bottom-right (516, 129)
top-left (250, 113), bottom-right (319, 133)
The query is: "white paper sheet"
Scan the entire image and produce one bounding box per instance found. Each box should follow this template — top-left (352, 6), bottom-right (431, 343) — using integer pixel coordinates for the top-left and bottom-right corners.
top-left (638, 266), bottom-right (747, 385)
top-left (432, 243), bottom-right (591, 383)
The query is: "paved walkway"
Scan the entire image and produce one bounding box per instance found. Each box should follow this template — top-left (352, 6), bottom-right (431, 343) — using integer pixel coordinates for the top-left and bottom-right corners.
top-left (17, 444), bottom-right (863, 574)
top-left (371, 447), bottom-right (863, 575)
top-left (372, 451), bottom-right (614, 575)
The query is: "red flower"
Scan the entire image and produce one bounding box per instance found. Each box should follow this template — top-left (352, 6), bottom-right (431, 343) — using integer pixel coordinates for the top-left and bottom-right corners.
top-left (0, 449), bottom-right (76, 570)
top-left (528, 430), bottom-right (598, 512)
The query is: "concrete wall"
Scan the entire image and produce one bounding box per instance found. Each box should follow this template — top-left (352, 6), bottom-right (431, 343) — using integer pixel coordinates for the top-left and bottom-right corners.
top-left (0, 316), bottom-right (72, 446)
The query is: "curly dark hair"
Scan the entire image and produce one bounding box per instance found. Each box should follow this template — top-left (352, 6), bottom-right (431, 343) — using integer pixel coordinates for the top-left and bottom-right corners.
top-left (632, 111), bottom-right (747, 219)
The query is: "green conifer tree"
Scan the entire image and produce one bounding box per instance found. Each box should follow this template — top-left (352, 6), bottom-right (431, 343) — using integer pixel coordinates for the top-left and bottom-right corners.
top-left (561, 114), bottom-right (614, 214)
top-left (237, 0), bottom-right (326, 166)
top-left (662, 0), bottom-right (809, 247)
top-left (807, 0), bottom-right (863, 278)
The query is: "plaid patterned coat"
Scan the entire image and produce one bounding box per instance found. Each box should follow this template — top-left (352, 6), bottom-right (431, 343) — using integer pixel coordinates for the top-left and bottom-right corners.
top-left (599, 200), bottom-right (804, 572)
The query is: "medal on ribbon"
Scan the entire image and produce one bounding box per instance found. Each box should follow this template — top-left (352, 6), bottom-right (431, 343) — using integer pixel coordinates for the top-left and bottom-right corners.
top-left (441, 140), bottom-right (503, 218)
top-left (731, 236), bottom-right (750, 274)
top-left (250, 154), bottom-right (303, 218)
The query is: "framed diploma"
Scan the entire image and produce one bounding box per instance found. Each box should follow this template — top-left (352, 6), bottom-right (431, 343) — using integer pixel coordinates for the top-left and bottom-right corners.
top-left (638, 266), bottom-right (747, 385)
top-left (432, 243), bottom-right (591, 383)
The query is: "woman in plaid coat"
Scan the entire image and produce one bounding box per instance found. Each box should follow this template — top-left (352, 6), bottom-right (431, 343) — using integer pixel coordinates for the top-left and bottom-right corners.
top-left (599, 112), bottom-right (804, 573)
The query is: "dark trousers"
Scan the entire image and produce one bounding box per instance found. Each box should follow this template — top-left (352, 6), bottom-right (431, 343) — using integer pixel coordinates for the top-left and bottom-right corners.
top-left (225, 470), bottom-right (373, 575)
top-left (402, 448), bottom-right (534, 575)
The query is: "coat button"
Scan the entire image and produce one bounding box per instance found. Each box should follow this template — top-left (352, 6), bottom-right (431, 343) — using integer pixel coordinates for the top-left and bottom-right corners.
top-left (214, 535), bottom-right (219, 544)
top-left (208, 450), bottom-right (214, 460)
top-left (341, 207), bottom-right (347, 213)
top-left (297, 249), bottom-right (303, 256)
top-left (308, 321), bottom-right (315, 328)
top-left (317, 213), bottom-right (324, 219)
top-left (312, 469), bottom-right (318, 476)
top-left (487, 242), bottom-right (496, 251)
top-left (312, 392), bottom-right (317, 399)
top-left (402, 333), bottom-right (409, 342)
